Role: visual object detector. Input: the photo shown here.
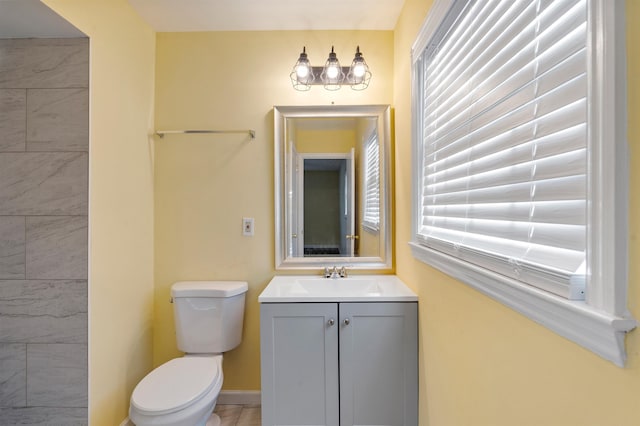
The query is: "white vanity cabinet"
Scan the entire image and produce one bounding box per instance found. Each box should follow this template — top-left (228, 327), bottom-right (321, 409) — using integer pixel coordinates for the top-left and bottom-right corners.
top-left (260, 302), bottom-right (418, 426)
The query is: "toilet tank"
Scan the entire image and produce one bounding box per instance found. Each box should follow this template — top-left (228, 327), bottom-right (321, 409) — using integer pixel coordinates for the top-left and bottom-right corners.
top-left (171, 281), bottom-right (248, 354)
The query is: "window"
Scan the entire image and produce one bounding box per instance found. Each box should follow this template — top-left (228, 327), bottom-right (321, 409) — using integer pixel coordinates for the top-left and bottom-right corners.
top-left (362, 132), bottom-right (380, 232)
top-left (410, 0), bottom-right (636, 366)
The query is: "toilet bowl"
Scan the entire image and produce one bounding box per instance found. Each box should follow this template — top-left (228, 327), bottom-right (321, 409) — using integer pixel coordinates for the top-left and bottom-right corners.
top-left (130, 355), bottom-right (223, 426)
top-left (129, 281), bottom-right (248, 426)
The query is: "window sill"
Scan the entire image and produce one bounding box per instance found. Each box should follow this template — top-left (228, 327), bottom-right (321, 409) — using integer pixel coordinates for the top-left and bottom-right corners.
top-left (409, 242), bottom-right (637, 366)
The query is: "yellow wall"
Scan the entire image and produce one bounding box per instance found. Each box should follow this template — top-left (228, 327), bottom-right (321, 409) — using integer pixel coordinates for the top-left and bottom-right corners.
top-left (34, 1), bottom-right (640, 423)
top-left (41, 1), bottom-right (156, 424)
top-left (154, 31), bottom-right (393, 389)
top-left (393, 1), bottom-right (640, 425)
top-left (295, 128), bottom-right (356, 153)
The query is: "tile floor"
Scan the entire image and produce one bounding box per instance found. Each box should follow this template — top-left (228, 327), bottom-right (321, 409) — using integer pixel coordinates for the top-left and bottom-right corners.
top-left (211, 404), bottom-right (261, 426)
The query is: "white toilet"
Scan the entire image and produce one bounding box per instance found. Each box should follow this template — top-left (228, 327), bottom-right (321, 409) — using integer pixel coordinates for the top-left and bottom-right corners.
top-left (129, 281), bottom-right (248, 426)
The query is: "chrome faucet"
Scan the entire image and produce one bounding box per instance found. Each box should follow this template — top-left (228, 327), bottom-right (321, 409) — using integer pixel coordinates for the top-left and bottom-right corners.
top-left (324, 266), bottom-right (347, 278)
top-left (324, 266), bottom-right (336, 278)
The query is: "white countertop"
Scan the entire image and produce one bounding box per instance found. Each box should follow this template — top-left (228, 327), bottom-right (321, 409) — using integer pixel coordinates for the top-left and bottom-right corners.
top-left (259, 275), bottom-right (418, 303)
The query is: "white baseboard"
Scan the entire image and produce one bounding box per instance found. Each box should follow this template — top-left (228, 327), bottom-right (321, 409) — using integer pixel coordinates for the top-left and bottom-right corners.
top-left (119, 390), bottom-right (261, 425)
top-left (217, 390), bottom-right (261, 405)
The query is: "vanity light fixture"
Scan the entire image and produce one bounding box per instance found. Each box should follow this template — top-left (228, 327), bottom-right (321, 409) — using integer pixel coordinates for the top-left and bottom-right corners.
top-left (290, 46), bottom-right (372, 91)
top-left (346, 46), bottom-right (372, 90)
top-left (320, 46), bottom-right (344, 90)
top-left (290, 46), bottom-right (314, 91)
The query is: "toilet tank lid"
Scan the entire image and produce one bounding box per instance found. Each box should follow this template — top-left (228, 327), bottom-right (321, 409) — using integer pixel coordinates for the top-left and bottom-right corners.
top-left (172, 281), bottom-right (248, 298)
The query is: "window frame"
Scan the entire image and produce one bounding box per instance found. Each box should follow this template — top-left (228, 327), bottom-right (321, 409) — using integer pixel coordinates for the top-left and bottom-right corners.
top-left (362, 130), bottom-right (381, 233)
top-left (410, 0), bottom-right (636, 366)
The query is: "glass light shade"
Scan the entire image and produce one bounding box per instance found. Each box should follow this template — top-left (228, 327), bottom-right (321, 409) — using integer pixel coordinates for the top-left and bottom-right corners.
top-left (320, 46), bottom-right (344, 91)
top-left (290, 47), bottom-right (314, 91)
top-left (347, 46), bottom-right (372, 90)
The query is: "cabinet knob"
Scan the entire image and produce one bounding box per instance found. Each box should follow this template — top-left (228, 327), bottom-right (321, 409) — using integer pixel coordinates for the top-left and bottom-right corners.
top-left (343, 318), bottom-right (350, 325)
top-left (328, 318), bottom-right (335, 326)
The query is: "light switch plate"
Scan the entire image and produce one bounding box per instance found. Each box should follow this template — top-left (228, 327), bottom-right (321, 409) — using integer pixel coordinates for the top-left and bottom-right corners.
top-left (242, 217), bottom-right (254, 236)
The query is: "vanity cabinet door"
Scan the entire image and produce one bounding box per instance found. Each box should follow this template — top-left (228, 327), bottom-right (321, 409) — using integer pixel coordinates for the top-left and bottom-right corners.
top-left (260, 303), bottom-right (339, 426)
top-left (339, 302), bottom-right (418, 426)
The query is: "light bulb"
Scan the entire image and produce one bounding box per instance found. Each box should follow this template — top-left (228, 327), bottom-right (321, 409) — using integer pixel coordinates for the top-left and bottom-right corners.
top-left (296, 64), bottom-right (309, 79)
top-left (353, 63), bottom-right (366, 78)
top-left (327, 64), bottom-right (339, 79)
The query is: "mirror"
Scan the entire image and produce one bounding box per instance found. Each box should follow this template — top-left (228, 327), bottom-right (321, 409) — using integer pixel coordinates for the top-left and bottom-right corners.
top-left (274, 105), bottom-right (392, 270)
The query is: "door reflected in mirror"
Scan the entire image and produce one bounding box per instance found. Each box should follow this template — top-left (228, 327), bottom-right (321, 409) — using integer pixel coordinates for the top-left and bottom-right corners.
top-left (274, 105), bottom-right (391, 270)
top-left (300, 156), bottom-right (355, 257)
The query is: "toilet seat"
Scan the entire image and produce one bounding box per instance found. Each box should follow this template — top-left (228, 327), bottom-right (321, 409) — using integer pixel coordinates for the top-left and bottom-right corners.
top-left (131, 355), bottom-right (223, 416)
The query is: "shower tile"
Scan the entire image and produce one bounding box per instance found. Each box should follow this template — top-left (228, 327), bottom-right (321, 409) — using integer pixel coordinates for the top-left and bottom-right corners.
top-left (0, 89), bottom-right (26, 151)
top-left (0, 343), bottom-right (26, 407)
top-left (0, 152), bottom-right (88, 215)
top-left (26, 216), bottom-right (87, 279)
top-left (0, 39), bottom-right (89, 89)
top-left (0, 280), bottom-right (87, 343)
top-left (0, 216), bottom-right (25, 279)
top-left (0, 407), bottom-right (87, 425)
top-left (26, 343), bottom-right (88, 407)
top-left (26, 88), bottom-right (89, 152)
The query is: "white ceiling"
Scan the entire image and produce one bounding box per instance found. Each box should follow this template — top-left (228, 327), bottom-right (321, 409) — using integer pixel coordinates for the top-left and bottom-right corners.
top-left (0, 0), bottom-right (404, 38)
top-left (127, 0), bottom-right (405, 31)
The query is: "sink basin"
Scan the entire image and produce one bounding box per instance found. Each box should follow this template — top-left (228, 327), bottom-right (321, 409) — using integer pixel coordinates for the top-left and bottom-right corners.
top-left (259, 275), bottom-right (417, 302)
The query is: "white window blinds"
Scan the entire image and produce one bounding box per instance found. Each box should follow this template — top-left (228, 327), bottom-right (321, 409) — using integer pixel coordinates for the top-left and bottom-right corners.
top-left (363, 132), bottom-right (380, 231)
top-left (416, 0), bottom-right (587, 299)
